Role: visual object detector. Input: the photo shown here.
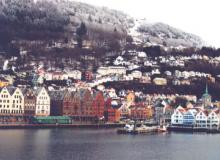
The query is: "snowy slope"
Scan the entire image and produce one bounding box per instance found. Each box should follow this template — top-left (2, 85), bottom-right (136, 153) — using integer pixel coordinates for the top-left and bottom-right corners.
top-left (130, 20), bottom-right (205, 48)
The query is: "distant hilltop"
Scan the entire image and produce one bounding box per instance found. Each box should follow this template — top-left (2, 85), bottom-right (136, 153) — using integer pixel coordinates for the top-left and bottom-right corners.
top-left (0, 0), bottom-right (206, 51)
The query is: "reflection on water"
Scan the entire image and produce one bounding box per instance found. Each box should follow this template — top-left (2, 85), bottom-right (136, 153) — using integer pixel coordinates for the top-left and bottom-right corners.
top-left (0, 129), bottom-right (219, 160)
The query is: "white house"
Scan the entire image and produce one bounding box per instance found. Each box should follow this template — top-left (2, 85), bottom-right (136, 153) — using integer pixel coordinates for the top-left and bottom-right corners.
top-left (35, 87), bottom-right (50, 116)
top-left (0, 87), bottom-right (25, 115)
top-left (11, 87), bottom-right (25, 115)
top-left (131, 70), bottom-right (142, 79)
top-left (66, 70), bottom-right (82, 80)
top-left (195, 111), bottom-right (208, 128)
top-left (0, 87), bottom-right (12, 115)
top-left (171, 106), bottom-right (185, 125)
top-left (207, 111), bottom-right (220, 129)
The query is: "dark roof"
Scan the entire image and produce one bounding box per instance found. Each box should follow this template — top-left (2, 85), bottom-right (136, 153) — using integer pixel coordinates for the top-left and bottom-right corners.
top-left (6, 86), bottom-right (16, 95)
top-left (49, 90), bottom-right (66, 101)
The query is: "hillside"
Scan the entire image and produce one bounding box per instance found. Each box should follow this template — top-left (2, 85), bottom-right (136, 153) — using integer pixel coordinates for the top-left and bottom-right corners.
top-left (0, 0), bottom-right (206, 58)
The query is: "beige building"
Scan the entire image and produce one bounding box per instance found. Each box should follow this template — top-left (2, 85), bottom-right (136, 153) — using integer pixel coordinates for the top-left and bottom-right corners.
top-left (97, 66), bottom-right (126, 76)
top-left (35, 87), bottom-right (50, 116)
top-left (0, 87), bottom-right (25, 115)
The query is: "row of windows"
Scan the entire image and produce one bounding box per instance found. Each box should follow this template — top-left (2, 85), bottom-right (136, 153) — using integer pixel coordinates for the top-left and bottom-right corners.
top-left (0, 105), bottom-right (9, 108)
top-left (37, 106), bottom-right (49, 110)
top-left (13, 100), bottom-right (22, 104)
top-left (39, 96), bottom-right (48, 100)
top-left (25, 106), bottom-right (35, 110)
top-left (14, 95), bottom-right (22, 99)
top-left (0, 105), bottom-right (22, 108)
top-left (0, 100), bottom-right (10, 103)
top-left (37, 110), bottom-right (49, 114)
top-left (1, 94), bottom-right (9, 98)
top-left (0, 110), bottom-right (23, 114)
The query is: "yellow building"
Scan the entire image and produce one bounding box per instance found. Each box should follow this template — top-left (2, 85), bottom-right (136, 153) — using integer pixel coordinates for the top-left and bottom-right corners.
top-left (0, 78), bottom-right (10, 88)
top-left (126, 92), bottom-right (135, 103)
top-left (153, 78), bottom-right (167, 85)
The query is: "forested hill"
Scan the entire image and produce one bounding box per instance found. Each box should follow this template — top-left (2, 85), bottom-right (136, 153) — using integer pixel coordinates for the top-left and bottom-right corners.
top-left (0, 0), bottom-right (206, 58)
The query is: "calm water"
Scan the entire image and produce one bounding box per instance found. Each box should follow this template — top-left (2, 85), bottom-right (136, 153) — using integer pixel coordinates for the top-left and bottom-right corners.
top-left (0, 129), bottom-right (219, 160)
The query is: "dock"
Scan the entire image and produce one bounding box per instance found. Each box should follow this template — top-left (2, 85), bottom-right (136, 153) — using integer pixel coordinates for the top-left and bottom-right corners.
top-left (167, 126), bottom-right (220, 133)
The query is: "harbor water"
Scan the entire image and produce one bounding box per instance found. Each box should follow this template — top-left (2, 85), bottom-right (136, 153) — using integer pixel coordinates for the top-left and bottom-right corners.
top-left (0, 129), bottom-right (219, 160)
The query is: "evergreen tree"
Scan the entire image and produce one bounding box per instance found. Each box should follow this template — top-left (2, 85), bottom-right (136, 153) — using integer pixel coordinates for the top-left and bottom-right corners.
top-left (76, 22), bottom-right (87, 48)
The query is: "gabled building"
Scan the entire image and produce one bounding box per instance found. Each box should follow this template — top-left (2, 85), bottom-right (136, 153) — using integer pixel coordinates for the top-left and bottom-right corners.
top-left (207, 110), bottom-right (220, 129)
top-left (171, 106), bottom-right (185, 125)
top-left (92, 91), bottom-right (105, 118)
top-left (195, 110), bottom-right (208, 128)
top-left (63, 91), bottom-right (79, 116)
top-left (49, 91), bottom-right (66, 116)
top-left (0, 87), bottom-right (25, 115)
top-left (182, 109), bottom-right (197, 126)
top-left (104, 98), bottom-right (121, 122)
top-left (11, 87), bottom-right (25, 115)
top-left (24, 89), bottom-right (36, 116)
top-left (80, 89), bottom-right (93, 117)
top-left (35, 87), bottom-right (50, 116)
top-left (0, 87), bottom-right (12, 115)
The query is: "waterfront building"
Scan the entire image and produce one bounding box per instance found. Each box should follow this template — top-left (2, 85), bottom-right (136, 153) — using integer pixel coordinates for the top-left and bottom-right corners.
top-left (24, 89), bottom-right (36, 116)
top-left (35, 87), bottom-right (50, 116)
top-left (104, 98), bottom-right (121, 122)
top-left (162, 105), bottom-right (174, 125)
top-left (80, 89), bottom-right (93, 116)
top-left (207, 110), bottom-right (220, 129)
top-left (0, 87), bottom-right (25, 115)
top-left (49, 91), bottom-right (66, 116)
top-left (0, 87), bottom-right (13, 115)
top-left (171, 106), bottom-right (185, 125)
top-left (195, 110), bottom-right (208, 128)
top-left (92, 91), bottom-right (105, 118)
top-left (182, 109), bottom-right (197, 126)
top-left (12, 87), bottom-right (25, 115)
top-left (130, 104), bottom-right (153, 120)
top-left (63, 91), bottom-right (80, 116)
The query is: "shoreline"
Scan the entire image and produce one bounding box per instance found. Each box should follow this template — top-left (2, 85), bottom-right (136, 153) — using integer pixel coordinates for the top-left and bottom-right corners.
top-left (167, 126), bottom-right (220, 133)
top-left (0, 123), bottom-right (125, 129)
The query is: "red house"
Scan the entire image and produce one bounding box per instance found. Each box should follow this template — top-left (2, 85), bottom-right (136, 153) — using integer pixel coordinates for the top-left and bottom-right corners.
top-left (92, 91), bottom-right (105, 119)
top-left (104, 98), bottom-right (121, 122)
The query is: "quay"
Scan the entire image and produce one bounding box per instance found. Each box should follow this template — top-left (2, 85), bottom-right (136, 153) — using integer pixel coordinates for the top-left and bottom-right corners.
top-left (167, 126), bottom-right (220, 133)
top-left (0, 123), bottom-right (125, 129)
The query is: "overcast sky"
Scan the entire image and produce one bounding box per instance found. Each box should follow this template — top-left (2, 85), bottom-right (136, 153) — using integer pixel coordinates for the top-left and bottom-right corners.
top-left (74, 0), bottom-right (220, 48)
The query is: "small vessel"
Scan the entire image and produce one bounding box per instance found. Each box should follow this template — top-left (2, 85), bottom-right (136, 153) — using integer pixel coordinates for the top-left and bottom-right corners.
top-left (117, 123), bottom-right (158, 134)
top-left (158, 125), bottom-right (167, 133)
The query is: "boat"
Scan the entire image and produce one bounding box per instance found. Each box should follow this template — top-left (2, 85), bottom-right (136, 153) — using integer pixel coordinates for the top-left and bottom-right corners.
top-left (117, 123), bottom-right (158, 134)
top-left (158, 125), bottom-right (167, 133)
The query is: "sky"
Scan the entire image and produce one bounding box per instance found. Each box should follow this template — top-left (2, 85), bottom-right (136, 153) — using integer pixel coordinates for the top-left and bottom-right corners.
top-left (74, 0), bottom-right (220, 48)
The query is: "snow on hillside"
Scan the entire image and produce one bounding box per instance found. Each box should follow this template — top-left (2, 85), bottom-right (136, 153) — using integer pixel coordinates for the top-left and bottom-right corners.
top-left (133, 20), bottom-right (205, 48)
